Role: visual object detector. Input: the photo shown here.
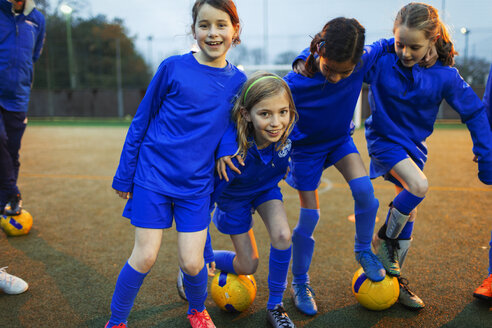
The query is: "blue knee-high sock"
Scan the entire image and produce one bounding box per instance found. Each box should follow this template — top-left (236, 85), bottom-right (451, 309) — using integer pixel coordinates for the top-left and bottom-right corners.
top-left (489, 230), bottom-right (492, 274)
top-left (109, 262), bottom-right (148, 326)
top-left (183, 264), bottom-right (208, 314)
top-left (392, 189), bottom-right (424, 216)
top-left (267, 245), bottom-right (292, 310)
top-left (398, 221), bottom-right (414, 240)
top-left (292, 208), bottom-right (319, 285)
top-left (349, 176), bottom-right (379, 253)
top-left (213, 250), bottom-right (237, 274)
top-left (203, 226), bottom-right (215, 265)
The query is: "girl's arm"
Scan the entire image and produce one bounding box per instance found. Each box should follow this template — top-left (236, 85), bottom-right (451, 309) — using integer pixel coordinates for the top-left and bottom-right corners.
top-left (292, 39), bottom-right (397, 78)
top-left (292, 47), bottom-right (311, 68)
top-left (292, 47), bottom-right (313, 77)
top-left (211, 157), bottom-right (240, 206)
top-left (32, 14), bottom-right (45, 63)
top-left (361, 38), bottom-right (395, 74)
top-left (112, 62), bottom-right (169, 192)
top-left (445, 70), bottom-right (492, 185)
top-left (216, 122), bottom-right (244, 181)
top-left (205, 159), bottom-right (240, 275)
top-left (483, 65), bottom-right (492, 129)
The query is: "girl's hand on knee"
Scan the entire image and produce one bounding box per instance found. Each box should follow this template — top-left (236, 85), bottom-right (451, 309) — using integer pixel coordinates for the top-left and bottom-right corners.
top-left (207, 261), bottom-right (216, 277)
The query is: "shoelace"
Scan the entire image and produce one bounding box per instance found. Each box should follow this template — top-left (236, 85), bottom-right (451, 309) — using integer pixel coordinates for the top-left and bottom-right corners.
top-left (385, 239), bottom-right (400, 262)
top-left (0, 267), bottom-right (13, 287)
top-left (270, 306), bottom-right (292, 327)
top-left (398, 277), bottom-right (415, 296)
top-left (189, 309), bottom-right (212, 328)
top-left (294, 283), bottom-right (315, 299)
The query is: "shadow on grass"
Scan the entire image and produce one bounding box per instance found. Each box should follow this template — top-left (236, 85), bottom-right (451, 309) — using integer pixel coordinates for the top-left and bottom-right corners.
top-left (85, 302), bottom-right (186, 328)
top-left (0, 288), bottom-right (31, 327)
top-left (289, 302), bottom-right (423, 328)
top-left (5, 229), bottom-right (113, 325)
top-left (441, 299), bottom-right (492, 328)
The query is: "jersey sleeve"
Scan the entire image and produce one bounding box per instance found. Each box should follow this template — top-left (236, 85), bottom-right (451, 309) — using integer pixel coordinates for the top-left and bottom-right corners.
top-left (216, 121), bottom-right (239, 159)
top-left (32, 12), bottom-right (45, 63)
top-left (362, 38), bottom-right (394, 83)
top-left (292, 47), bottom-right (311, 69)
top-left (444, 70), bottom-right (492, 184)
top-left (112, 62), bottom-right (170, 192)
top-left (483, 64), bottom-right (492, 129)
top-left (209, 157), bottom-right (240, 209)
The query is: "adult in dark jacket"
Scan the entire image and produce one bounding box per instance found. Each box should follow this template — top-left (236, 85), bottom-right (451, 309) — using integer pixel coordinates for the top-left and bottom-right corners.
top-left (0, 0), bottom-right (45, 216)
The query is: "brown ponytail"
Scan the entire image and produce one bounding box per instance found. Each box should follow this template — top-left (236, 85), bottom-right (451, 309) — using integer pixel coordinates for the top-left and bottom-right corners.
top-left (305, 33), bottom-right (324, 76)
top-left (394, 2), bottom-right (458, 66)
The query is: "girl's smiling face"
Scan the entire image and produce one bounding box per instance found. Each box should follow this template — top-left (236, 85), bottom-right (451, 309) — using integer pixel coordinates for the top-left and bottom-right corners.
top-left (243, 90), bottom-right (292, 150)
top-left (192, 3), bottom-right (238, 68)
top-left (394, 25), bottom-right (434, 68)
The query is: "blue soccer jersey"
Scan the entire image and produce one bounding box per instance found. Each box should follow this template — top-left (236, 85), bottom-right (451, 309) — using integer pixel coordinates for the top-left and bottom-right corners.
top-left (283, 39), bottom-right (394, 153)
top-left (364, 53), bottom-right (492, 184)
top-left (484, 64), bottom-right (492, 129)
top-left (0, 0), bottom-right (45, 112)
top-left (113, 52), bottom-right (246, 198)
top-left (212, 138), bottom-right (292, 212)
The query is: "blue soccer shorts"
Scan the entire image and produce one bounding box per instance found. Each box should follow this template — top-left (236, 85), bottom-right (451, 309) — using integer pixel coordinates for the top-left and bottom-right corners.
top-left (213, 186), bottom-right (283, 235)
top-left (286, 137), bottom-right (359, 191)
top-left (123, 184), bottom-right (211, 232)
top-left (369, 141), bottom-right (425, 188)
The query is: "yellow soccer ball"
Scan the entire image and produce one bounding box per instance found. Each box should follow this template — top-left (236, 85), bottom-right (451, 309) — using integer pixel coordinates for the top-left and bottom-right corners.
top-left (210, 271), bottom-right (257, 312)
top-left (1, 210), bottom-right (33, 236)
top-left (352, 267), bottom-right (399, 311)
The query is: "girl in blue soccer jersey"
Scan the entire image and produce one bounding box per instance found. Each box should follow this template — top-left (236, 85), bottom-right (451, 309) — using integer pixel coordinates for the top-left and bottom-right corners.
top-left (106, 1), bottom-right (246, 327)
top-left (473, 64), bottom-right (492, 301)
top-left (206, 72), bottom-right (298, 328)
top-left (365, 3), bottom-right (492, 310)
top-left (282, 18), bottom-right (399, 316)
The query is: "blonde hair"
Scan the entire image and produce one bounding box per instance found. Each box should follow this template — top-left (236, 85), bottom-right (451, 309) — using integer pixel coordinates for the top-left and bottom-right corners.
top-left (231, 72), bottom-right (297, 158)
top-left (394, 2), bottom-right (457, 66)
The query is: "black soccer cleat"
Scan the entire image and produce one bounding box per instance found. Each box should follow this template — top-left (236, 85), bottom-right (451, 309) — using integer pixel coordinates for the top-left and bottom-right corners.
top-left (4, 193), bottom-right (22, 216)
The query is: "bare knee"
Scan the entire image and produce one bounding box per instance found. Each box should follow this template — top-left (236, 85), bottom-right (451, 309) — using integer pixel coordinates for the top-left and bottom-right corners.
top-left (180, 258), bottom-right (205, 276)
top-left (271, 228), bottom-right (292, 250)
top-left (129, 251), bottom-right (158, 273)
top-left (235, 255), bottom-right (259, 275)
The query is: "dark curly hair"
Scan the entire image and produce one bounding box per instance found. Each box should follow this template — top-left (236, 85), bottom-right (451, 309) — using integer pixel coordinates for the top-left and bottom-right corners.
top-left (305, 17), bottom-right (365, 76)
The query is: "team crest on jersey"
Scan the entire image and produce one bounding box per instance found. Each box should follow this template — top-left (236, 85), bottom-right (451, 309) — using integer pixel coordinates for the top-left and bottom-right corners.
top-left (278, 139), bottom-right (291, 158)
top-left (25, 20), bottom-right (39, 28)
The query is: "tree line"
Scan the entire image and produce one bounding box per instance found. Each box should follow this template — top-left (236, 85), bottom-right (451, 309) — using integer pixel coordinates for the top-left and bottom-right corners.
top-left (33, 0), bottom-right (151, 89)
